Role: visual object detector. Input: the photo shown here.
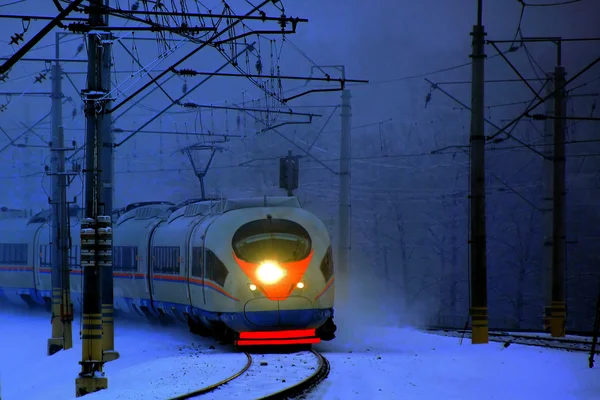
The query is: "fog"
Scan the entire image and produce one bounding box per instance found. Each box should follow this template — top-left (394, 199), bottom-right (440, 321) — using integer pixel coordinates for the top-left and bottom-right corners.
top-left (1, 0), bottom-right (599, 333)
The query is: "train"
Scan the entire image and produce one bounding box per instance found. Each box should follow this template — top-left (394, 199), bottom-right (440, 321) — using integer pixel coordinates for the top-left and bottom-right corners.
top-left (0, 197), bottom-right (337, 346)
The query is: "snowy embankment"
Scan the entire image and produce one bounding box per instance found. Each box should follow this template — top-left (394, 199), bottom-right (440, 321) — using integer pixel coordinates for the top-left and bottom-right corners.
top-left (308, 324), bottom-right (600, 400)
top-left (0, 307), bottom-right (245, 400)
top-left (1, 306), bottom-right (599, 400)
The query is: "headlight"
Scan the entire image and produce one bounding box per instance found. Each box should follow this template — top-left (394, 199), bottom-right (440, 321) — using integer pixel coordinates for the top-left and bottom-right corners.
top-left (256, 260), bottom-right (285, 285)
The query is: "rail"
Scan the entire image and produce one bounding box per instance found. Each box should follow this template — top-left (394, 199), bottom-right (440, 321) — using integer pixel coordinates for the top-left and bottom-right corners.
top-left (168, 352), bottom-right (253, 400)
top-left (257, 350), bottom-right (330, 400)
top-left (169, 349), bottom-right (329, 399)
top-left (427, 328), bottom-right (599, 354)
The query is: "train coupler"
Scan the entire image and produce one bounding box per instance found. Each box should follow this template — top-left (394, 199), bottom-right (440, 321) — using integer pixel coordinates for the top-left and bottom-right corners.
top-left (316, 317), bottom-right (337, 341)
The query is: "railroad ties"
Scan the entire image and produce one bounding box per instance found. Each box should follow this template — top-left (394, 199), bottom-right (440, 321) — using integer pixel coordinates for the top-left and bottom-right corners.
top-left (168, 350), bottom-right (329, 400)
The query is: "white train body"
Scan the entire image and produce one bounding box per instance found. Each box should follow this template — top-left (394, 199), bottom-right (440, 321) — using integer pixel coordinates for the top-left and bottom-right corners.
top-left (0, 197), bottom-right (337, 345)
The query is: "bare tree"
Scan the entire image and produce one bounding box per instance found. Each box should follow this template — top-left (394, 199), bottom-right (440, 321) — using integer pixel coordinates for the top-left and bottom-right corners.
top-left (488, 208), bottom-right (541, 329)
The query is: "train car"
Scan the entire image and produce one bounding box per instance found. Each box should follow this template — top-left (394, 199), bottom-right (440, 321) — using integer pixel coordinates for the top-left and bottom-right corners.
top-left (0, 206), bottom-right (83, 307)
top-left (0, 212), bottom-right (37, 305)
top-left (111, 201), bottom-right (175, 316)
top-left (0, 197), bottom-right (337, 347)
top-left (198, 197), bottom-right (336, 345)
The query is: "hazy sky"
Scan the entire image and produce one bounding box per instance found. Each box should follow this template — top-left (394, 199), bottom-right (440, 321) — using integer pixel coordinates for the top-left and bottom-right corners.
top-left (0, 0), bottom-right (598, 207)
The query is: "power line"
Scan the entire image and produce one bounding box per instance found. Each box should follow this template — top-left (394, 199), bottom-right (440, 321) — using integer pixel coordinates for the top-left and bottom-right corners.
top-left (5, 135), bottom-right (599, 181)
top-left (523, 0), bottom-right (583, 6)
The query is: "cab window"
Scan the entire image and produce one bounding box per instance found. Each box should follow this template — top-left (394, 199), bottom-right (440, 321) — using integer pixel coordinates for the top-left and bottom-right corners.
top-left (232, 219), bottom-right (311, 263)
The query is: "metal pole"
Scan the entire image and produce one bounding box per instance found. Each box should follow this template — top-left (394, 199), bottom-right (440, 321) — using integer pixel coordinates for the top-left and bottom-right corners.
top-left (48, 32), bottom-right (67, 356)
top-left (550, 63), bottom-right (567, 337)
top-left (542, 74), bottom-right (554, 331)
top-left (57, 34), bottom-right (74, 354)
top-left (76, 0), bottom-right (109, 395)
top-left (286, 150), bottom-right (293, 197)
top-left (100, 0), bottom-right (119, 361)
top-left (338, 79), bottom-right (351, 302)
top-left (469, 0), bottom-right (488, 344)
top-left (589, 278), bottom-right (600, 368)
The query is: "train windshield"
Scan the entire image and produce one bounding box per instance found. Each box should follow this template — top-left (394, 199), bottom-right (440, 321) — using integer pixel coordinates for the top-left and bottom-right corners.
top-left (232, 218), bottom-right (312, 263)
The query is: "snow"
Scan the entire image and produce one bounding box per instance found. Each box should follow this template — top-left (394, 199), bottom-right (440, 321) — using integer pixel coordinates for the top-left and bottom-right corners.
top-left (207, 352), bottom-right (317, 399)
top-left (310, 326), bottom-right (600, 400)
top-left (1, 306), bottom-right (599, 400)
top-left (0, 307), bottom-right (247, 400)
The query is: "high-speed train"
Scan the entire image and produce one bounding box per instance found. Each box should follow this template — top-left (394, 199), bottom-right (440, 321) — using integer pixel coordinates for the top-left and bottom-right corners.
top-left (0, 197), bottom-right (337, 346)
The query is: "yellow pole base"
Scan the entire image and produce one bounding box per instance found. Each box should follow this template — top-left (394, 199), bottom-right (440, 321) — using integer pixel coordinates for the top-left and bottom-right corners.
top-left (550, 317), bottom-right (566, 337)
top-left (103, 350), bottom-right (120, 363)
top-left (47, 338), bottom-right (64, 356)
top-left (549, 302), bottom-right (566, 337)
top-left (470, 307), bottom-right (489, 344)
top-left (75, 376), bottom-right (108, 397)
top-left (472, 325), bottom-right (489, 344)
top-left (63, 321), bottom-right (74, 351)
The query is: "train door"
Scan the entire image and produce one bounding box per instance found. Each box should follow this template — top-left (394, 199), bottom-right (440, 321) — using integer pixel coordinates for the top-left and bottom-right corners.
top-left (185, 216), bottom-right (207, 309)
top-left (144, 222), bottom-right (163, 317)
top-left (31, 223), bottom-right (49, 294)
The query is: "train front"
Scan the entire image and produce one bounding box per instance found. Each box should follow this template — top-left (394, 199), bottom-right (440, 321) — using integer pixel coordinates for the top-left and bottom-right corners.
top-left (205, 202), bottom-right (336, 346)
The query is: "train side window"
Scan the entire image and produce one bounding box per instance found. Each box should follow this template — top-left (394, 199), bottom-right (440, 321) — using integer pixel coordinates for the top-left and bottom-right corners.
top-left (161, 247), bottom-right (167, 272)
top-left (113, 246), bottom-right (138, 272)
top-left (39, 244), bottom-right (51, 267)
top-left (113, 246), bottom-right (121, 271)
top-left (0, 243), bottom-right (28, 265)
top-left (19, 244), bottom-right (27, 264)
top-left (151, 247), bottom-right (160, 273)
top-left (151, 246), bottom-right (179, 274)
top-left (191, 247), bottom-right (203, 277)
top-left (319, 245), bottom-right (334, 282)
top-left (9, 244), bottom-right (15, 263)
top-left (129, 247), bottom-right (138, 272)
top-left (205, 249), bottom-right (229, 287)
top-left (170, 247), bottom-right (180, 274)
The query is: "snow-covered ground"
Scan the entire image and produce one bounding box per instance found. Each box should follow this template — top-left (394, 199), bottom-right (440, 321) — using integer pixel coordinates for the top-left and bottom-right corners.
top-left (311, 326), bottom-right (600, 400)
top-left (1, 306), bottom-right (599, 400)
top-left (0, 307), bottom-right (246, 400)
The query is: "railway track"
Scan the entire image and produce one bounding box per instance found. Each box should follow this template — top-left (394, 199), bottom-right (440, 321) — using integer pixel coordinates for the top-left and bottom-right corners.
top-left (426, 328), bottom-right (599, 353)
top-left (169, 349), bottom-right (329, 400)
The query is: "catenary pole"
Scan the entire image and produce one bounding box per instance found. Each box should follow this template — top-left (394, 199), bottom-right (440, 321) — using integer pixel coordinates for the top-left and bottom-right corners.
top-left (542, 74), bottom-right (554, 331)
top-left (48, 31), bottom-right (74, 355)
top-left (100, 0), bottom-right (118, 360)
top-left (338, 67), bottom-right (351, 302)
top-left (75, 0), bottom-right (111, 395)
top-left (550, 60), bottom-right (567, 338)
top-left (469, 0), bottom-right (489, 344)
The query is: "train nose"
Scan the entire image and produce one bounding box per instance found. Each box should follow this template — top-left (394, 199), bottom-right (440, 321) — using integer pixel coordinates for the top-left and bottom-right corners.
top-left (243, 296), bottom-right (315, 328)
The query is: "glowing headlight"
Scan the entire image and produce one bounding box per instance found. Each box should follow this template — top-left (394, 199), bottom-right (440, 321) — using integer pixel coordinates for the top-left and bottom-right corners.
top-left (256, 261), bottom-right (285, 285)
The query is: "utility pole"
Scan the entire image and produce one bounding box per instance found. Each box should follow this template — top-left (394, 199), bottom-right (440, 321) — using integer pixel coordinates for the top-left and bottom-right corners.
top-left (100, 1), bottom-right (118, 360)
top-left (542, 74), bottom-right (554, 331)
top-left (469, 0), bottom-right (488, 344)
top-left (48, 32), bottom-right (73, 356)
top-left (550, 59), bottom-right (567, 338)
top-left (589, 279), bottom-right (600, 368)
top-left (76, 0), bottom-right (112, 395)
top-left (338, 82), bottom-right (352, 302)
